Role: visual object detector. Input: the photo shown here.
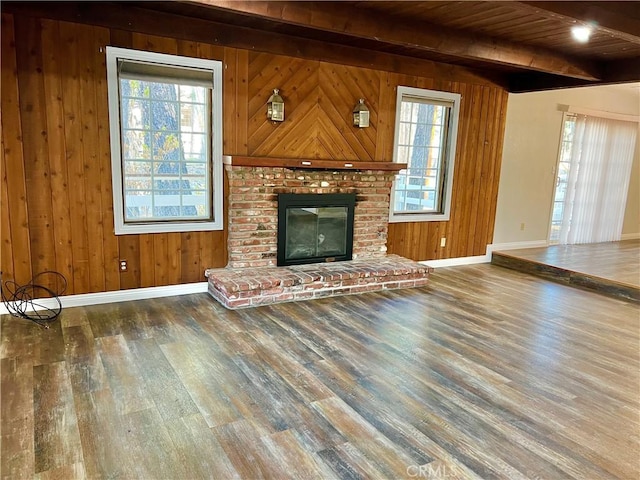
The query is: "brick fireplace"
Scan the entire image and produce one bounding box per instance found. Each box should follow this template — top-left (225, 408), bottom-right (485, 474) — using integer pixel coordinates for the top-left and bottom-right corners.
top-left (224, 157), bottom-right (399, 268)
top-left (205, 156), bottom-right (431, 308)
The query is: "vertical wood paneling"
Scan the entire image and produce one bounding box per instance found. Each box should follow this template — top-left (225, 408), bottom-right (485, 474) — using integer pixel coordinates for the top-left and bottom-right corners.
top-left (40, 19), bottom-right (74, 292)
top-left (1, 14), bottom-right (32, 286)
top-left (139, 234), bottom-right (155, 288)
top-left (108, 28), bottom-right (132, 49)
top-left (1, 12), bottom-right (509, 294)
top-left (1, 146), bottom-right (13, 285)
top-left (224, 47), bottom-right (249, 156)
top-left (461, 85), bottom-right (485, 257)
top-left (176, 38), bottom-right (198, 58)
top-left (94, 25), bottom-right (121, 292)
top-left (166, 233), bottom-right (182, 286)
top-left (15, 16), bottom-right (57, 289)
top-left (153, 234), bottom-right (169, 287)
top-left (78, 23), bottom-right (106, 293)
top-left (222, 46), bottom-right (238, 155)
top-left (180, 232), bottom-right (202, 283)
top-left (485, 90), bottom-right (509, 247)
top-left (447, 82), bottom-right (471, 259)
top-left (467, 86), bottom-right (491, 256)
top-left (374, 72), bottom-right (396, 163)
top-left (59, 21), bottom-right (91, 293)
top-left (117, 235), bottom-right (141, 290)
top-left (132, 32), bottom-right (178, 56)
top-left (474, 87), bottom-right (498, 255)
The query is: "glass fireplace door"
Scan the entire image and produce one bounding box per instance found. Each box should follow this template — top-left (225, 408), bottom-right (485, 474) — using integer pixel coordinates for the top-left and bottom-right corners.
top-left (277, 193), bottom-right (355, 266)
top-left (285, 206), bottom-right (348, 261)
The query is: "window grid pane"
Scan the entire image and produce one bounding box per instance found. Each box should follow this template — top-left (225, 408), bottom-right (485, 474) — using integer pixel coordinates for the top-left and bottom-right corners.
top-left (394, 99), bottom-right (449, 214)
top-left (120, 79), bottom-right (211, 222)
top-left (550, 116), bottom-right (576, 243)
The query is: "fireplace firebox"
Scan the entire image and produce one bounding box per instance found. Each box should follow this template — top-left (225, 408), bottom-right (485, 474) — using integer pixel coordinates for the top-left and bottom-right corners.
top-left (277, 193), bottom-right (356, 266)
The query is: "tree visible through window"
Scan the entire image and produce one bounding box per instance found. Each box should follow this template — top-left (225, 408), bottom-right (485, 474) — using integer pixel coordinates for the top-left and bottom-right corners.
top-left (106, 47), bottom-right (223, 234)
top-left (395, 101), bottom-right (446, 212)
top-left (390, 87), bottom-right (461, 223)
top-left (120, 79), bottom-right (208, 220)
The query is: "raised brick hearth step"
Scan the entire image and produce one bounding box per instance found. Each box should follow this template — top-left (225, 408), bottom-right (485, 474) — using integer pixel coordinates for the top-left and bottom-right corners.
top-left (205, 255), bottom-right (432, 309)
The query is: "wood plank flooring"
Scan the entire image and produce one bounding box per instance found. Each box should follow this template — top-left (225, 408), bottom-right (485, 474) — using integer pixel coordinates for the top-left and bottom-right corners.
top-left (494, 240), bottom-right (640, 288)
top-left (1, 264), bottom-right (639, 479)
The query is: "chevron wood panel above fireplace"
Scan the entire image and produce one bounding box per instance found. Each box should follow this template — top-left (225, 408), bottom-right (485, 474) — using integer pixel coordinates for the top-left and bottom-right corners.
top-left (248, 53), bottom-right (380, 161)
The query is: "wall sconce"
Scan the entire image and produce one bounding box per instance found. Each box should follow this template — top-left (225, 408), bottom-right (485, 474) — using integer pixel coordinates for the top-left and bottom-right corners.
top-left (267, 88), bottom-right (284, 122)
top-left (353, 98), bottom-right (370, 128)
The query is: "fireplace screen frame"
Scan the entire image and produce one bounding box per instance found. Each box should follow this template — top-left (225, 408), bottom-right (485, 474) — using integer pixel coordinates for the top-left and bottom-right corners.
top-left (277, 193), bottom-right (356, 266)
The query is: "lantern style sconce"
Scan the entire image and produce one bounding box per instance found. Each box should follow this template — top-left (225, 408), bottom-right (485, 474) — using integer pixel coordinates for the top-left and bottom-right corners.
top-left (353, 98), bottom-right (370, 128)
top-left (267, 88), bottom-right (285, 122)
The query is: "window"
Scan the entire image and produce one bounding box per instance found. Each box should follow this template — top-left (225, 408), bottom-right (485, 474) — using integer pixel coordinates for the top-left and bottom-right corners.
top-left (106, 47), bottom-right (223, 234)
top-left (390, 87), bottom-right (460, 223)
top-left (550, 113), bottom-right (576, 243)
top-left (550, 111), bottom-right (637, 245)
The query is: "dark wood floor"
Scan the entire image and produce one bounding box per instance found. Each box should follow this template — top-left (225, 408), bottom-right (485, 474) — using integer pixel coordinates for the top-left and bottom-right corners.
top-left (2, 264), bottom-right (639, 479)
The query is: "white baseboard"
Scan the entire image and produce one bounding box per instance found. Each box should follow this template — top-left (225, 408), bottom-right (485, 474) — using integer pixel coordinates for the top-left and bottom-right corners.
top-left (487, 240), bottom-right (549, 253)
top-left (621, 233), bottom-right (640, 240)
top-left (0, 282), bottom-right (209, 315)
top-left (421, 255), bottom-right (490, 269)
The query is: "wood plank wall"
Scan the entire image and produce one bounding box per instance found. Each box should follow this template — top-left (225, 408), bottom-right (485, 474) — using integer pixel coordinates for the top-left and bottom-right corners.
top-left (1, 12), bottom-right (508, 295)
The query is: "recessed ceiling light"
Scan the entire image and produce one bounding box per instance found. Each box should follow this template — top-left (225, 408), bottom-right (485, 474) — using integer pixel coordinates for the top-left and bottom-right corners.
top-left (571, 25), bottom-right (592, 43)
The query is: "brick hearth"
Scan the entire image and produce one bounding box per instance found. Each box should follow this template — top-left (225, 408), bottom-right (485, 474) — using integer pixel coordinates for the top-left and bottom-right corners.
top-left (206, 255), bottom-right (432, 309)
top-left (206, 156), bottom-right (431, 309)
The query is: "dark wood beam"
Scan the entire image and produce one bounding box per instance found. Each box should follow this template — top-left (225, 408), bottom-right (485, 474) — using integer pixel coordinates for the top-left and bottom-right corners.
top-left (508, 72), bottom-right (598, 93)
top-left (520, 1), bottom-right (640, 45)
top-left (602, 58), bottom-right (640, 84)
top-left (508, 58), bottom-right (640, 93)
top-left (1, 1), bottom-right (508, 88)
top-left (186, 0), bottom-right (602, 81)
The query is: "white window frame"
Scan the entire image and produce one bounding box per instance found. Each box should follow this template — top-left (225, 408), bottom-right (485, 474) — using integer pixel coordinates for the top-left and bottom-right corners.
top-left (106, 46), bottom-right (224, 234)
top-left (389, 86), bottom-right (461, 223)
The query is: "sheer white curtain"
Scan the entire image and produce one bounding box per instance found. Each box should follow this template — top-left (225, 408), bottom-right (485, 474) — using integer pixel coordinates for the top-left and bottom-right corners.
top-left (559, 115), bottom-right (638, 244)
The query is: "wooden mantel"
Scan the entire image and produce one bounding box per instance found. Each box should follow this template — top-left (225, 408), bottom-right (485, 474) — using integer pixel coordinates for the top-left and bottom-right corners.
top-left (224, 156), bottom-right (406, 172)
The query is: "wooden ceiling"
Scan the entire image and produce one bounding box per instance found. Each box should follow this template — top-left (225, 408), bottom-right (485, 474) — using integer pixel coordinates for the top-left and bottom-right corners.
top-left (4, 1), bottom-right (640, 91)
top-left (172, 1), bottom-right (640, 91)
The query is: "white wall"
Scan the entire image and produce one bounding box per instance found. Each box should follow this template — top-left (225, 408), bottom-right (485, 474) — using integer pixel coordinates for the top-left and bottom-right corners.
top-left (493, 83), bottom-right (640, 245)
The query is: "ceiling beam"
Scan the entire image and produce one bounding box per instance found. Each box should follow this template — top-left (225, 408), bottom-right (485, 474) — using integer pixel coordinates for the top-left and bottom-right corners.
top-left (508, 73), bottom-right (596, 93)
top-left (509, 58), bottom-right (640, 92)
top-left (1, 1), bottom-right (508, 88)
top-left (186, 0), bottom-right (602, 81)
top-left (602, 58), bottom-right (640, 84)
top-left (520, 1), bottom-right (640, 45)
